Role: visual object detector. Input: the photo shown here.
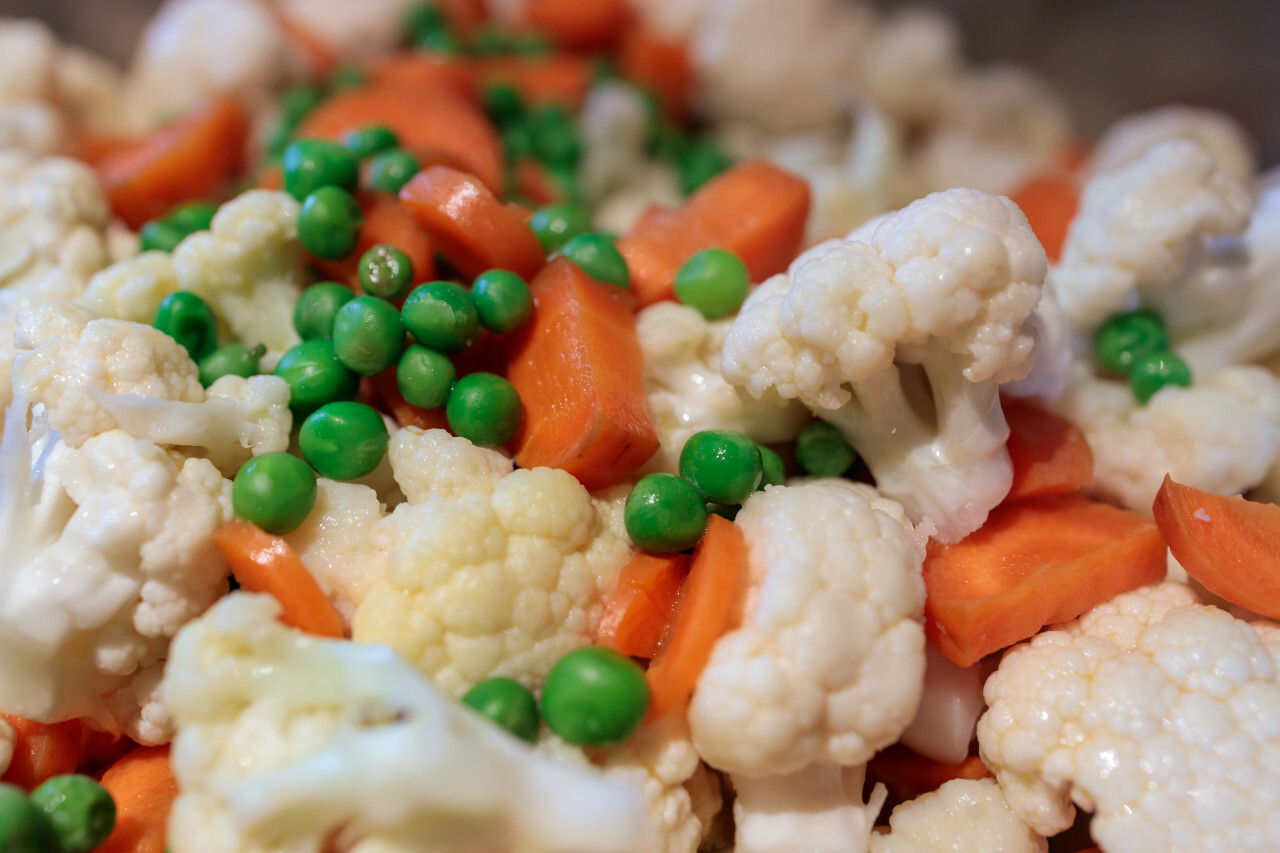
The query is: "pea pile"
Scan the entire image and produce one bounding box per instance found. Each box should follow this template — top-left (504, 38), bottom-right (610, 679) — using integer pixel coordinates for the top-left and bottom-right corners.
top-left (0, 775), bottom-right (115, 853)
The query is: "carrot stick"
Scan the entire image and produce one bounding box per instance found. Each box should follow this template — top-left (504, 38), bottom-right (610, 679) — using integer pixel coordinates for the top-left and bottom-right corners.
top-left (595, 552), bottom-right (691, 659)
top-left (520, 0), bottom-right (632, 49)
top-left (867, 744), bottom-right (992, 804)
top-left (95, 97), bottom-right (249, 229)
top-left (96, 746), bottom-right (178, 853)
top-left (1153, 476), bottom-right (1280, 619)
top-left (503, 257), bottom-right (659, 489)
top-left (923, 495), bottom-right (1167, 667)
top-left (620, 27), bottom-right (694, 122)
top-left (475, 55), bottom-right (594, 109)
top-left (398, 165), bottom-right (545, 280)
top-left (212, 520), bottom-right (344, 638)
top-left (1009, 172), bottom-right (1079, 263)
top-left (645, 515), bottom-right (747, 719)
top-left (312, 191), bottom-right (435, 299)
top-left (618, 160), bottom-right (810, 307)
top-left (0, 716), bottom-right (81, 791)
top-left (1002, 398), bottom-right (1093, 501)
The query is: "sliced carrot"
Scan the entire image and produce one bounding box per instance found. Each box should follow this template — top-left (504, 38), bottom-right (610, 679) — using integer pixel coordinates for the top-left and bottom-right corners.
top-left (521, 0), bottom-right (632, 49)
top-left (503, 257), bottom-right (659, 489)
top-left (476, 55), bottom-right (594, 109)
top-left (645, 515), bottom-right (748, 719)
top-left (923, 495), bottom-right (1167, 667)
top-left (95, 97), bottom-right (249, 229)
top-left (595, 552), bottom-right (691, 659)
top-left (77, 729), bottom-right (137, 778)
top-left (77, 134), bottom-right (137, 166)
top-left (97, 746), bottom-right (178, 853)
top-left (311, 191), bottom-right (435, 298)
top-left (399, 165), bottom-right (545, 280)
top-left (620, 27), bottom-right (694, 122)
top-left (0, 716), bottom-right (81, 791)
top-left (632, 204), bottom-right (676, 234)
top-left (1153, 476), bottom-right (1280, 619)
top-left (1002, 398), bottom-right (1093, 501)
top-left (1009, 172), bottom-right (1079, 263)
top-left (365, 371), bottom-right (450, 432)
top-left (297, 86), bottom-right (503, 193)
top-left (867, 744), bottom-right (992, 804)
top-left (212, 520), bottom-right (344, 638)
top-left (368, 53), bottom-right (477, 100)
top-left (513, 157), bottom-right (566, 206)
top-left (618, 160), bottom-right (810, 307)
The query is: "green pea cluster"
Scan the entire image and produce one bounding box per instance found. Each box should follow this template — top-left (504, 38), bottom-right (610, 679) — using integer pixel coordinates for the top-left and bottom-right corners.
top-left (641, 93), bottom-right (733, 196)
top-left (152, 292), bottom-right (266, 387)
top-left (138, 200), bottom-right (218, 254)
top-left (0, 774), bottom-right (115, 853)
top-left (1093, 309), bottom-right (1193, 403)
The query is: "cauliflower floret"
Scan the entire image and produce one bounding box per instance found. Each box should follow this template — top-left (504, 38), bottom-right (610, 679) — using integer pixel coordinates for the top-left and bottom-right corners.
top-left (870, 778), bottom-right (1046, 853)
top-left (164, 593), bottom-right (647, 853)
top-left (578, 82), bottom-right (654, 205)
top-left (723, 188), bottom-right (1047, 542)
top-left (637, 301), bottom-right (808, 474)
top-left (1087, 106), bottom-right (1256, 184)
top-left (276, 0), bottom-right (418, 63)
top-left (352, 429), bottom-right (631, 695)
top-left (592, 162), bottom-right (683, 236)
top-left (80, 250), bottom-right (181, 325)
top-left (0, 716), bottom-right (13, 777)
top-left (978, 581), bottom-right (1280, 851)
top-left (898, 644), bottom-right (991, 765)
top-left (859, 9), bottom-right (961, 125)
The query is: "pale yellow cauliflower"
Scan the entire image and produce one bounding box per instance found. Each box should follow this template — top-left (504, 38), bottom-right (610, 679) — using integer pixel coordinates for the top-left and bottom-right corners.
top-left (870, 778), bottom-right (1045, 853)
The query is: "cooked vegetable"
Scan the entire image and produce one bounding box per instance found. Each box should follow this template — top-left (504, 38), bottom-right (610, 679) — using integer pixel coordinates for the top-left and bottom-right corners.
top-left (282, 138), bottom-right (360, 201)
top-left (471, 270), bottom-right (533, 333)
top-left (793, 421), bottom-right (857, 477)
top-left (674, 248), bottom-right (749, 320)
top-left (96, 747), bottom-right (177, 853)
top-left (557, 232), bottom-right (631, 288)
top-left (197, 343), bottom-right (264, 387)
top-left (30, 774), bottom-right (116, 853)
top-left (542, 647), bottom-right (649, 747)
top-left (293, 282), bottom-right (356, 340)
top-left (594, 551), bottom-right (690, 659)
top-left (331, 295), bottom-right (405, 376)
top-left (274, 339), bottom-right (359, 413)
top-left (624, 472), bottom-right (708, 554)
top-left (461, 678), bottom-right (540, 743)
top-left (366, 147), bottom-right (421, 194)
top-left (679, 429), bottom-right (763, 505)
top-left (1129, 349), bottom-right (1192, 403)
top-left (152, 291), bottom-right (217, 361)
top-left (401, 281), bottom-right (481, 352)
top-left (356, 243), bottom-right (415, 301)
top-left (298, 186), bottom-right (364, 260)
top-left (1002, 398), bottom-right (1093, 500)
top-left (528, 201), bottom-right (591, 253)
top-left (0, 783), bottom-right (57, 853)
top-left (299, 401), bottom-right (389, 481)
top-left (445, 372), bottom-right (522, 447)
top-left (0, 718), bottom-right (81, 792)
top-left (231, 452), bottom-right (318, 536)
top-left (396, 344), bottom-right (456, 410)
top-left (1093, 309), bottom-right (1169, 375)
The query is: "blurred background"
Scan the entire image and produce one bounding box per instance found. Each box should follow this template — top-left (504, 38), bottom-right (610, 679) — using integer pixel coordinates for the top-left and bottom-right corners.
top-left (5, 0), bottom-right (1280, 163)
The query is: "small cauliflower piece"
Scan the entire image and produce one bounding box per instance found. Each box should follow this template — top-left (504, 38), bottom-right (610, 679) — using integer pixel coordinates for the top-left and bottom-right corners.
top-left (276, 0), bottom-right (418, 63)
top-left (870, 778), bottom-right (1046, 853)
top-left (1087, 105), bottom-right (1256, 184)
top-left (164, 593), bottom-right (647, 853)
top-left (80, 250), bottom-right (181, 325)
top-left (979, 582), bottom-right (1280, 851)
top-left (859, 9), bottom-right (961, 125)
top-left (898, 644), bottom-right (991, 765)
top-left (578, 82), bottom-right (654, 205)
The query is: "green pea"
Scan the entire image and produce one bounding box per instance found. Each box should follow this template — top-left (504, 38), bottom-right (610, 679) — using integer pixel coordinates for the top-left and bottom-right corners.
top-left (624, 473), bottom-right (708, 553)
top-left (542, 647), bottom-right (649, 747)
top-left (529, 202), bottom-right (591, 254)
top-left (679, 430), bottom-right (763, 505)
top-left (1094, 310), bottom-right (1169, 376)
top-left (275, 339), bottom-right (360, 413)
top-left (298, 186), bottom-right (364, 260)
top-left (675, 249), bottom-right (750, 320)
top-left (483, 83), bottom-right (523, 126)
top-left (0, 783), bottom-right (59, 853)
top-left (557, 233), bottom-right (629, 289)
top-left (30, 774), bottom-right (116, 853)
top-left (677, 139), bottom-right (732, 195)
top-left (300, 401), bottom-right (390, 481)
top-left (333, 296), bottom-right (406, 376)
top-left (471, 26), bottom-right (512, 56)
top-left (795, 422), bottom-right (857, 477)
top-left (294, 282), bottom-right (356, 340)
top-left (283, 139), bottom-right (360, 201)
top-left (280, 84), bottom-right (327, 129)
top-left (401, 281), bottom-right (480, 351)
top-left (343, 124), bottom-right (399, 160)
top-left (199, 343), bottom-right (265, 387)
top-left (404, 2), bottom-right (446, 42)
top-left (368, 148), bottom-right (421, 195)
top-left (418, 28), bottom-right (460, 55)
top-left (446, 372), bottom-right (522, 447)
top-left (502, 125), bottom-right (533, 163)
top-left (356, 244), bottom-right (415, 302)
top-left (167, 201), bottom-right (218, 233)
top-left (462, 677), bottom-right (540, 743)
top-left (527, 105), bottom-right (580, 168)
top-left (138, 219), bottom-right (187, 253)
top-left (397, 344), bottom-right (456, 409)
top-left (1129, 350), bottom-right (1192, 404)
top-left (329, 65), bottom-right (367, 92)
top-left (758, 444), bottom-right (785, 488)
top-left (153, 291), bottom-right (218, 361)
top-left (232, 452), bottom-right (317, 534)
top-left (472, 270), bottom-right (532, 333)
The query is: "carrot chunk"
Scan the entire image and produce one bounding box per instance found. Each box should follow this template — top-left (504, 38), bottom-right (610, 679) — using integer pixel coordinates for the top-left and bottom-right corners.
top-left (367, 53), bottom-right (477, 100)
top-left (476, 55), bottom-right (594, 109)
top-left (1153, 476), bottom-right (1280, 619)
top-left (595, 552), bottom-right (691, 659)
top-left (1009, 172), bottom-right (1079, 263)
top-left (1002, 398), bottom-right (1093, 501)
top-left (520, 0), bottom-right (632, 50)
top-left (212, 520), bottom-right (344, 638)
top-left (0, 716), bottom-right (81, 791)
top-left (618, 160), bottom-right (810, 307)
top-left (312, 191), bottom-right (435, 297)
top-left (867, 744), bottom-right (992, 803)
top-left (503, 257), bottom-right (659, 489)
top-left (97, 746), bottom-right (178, 853)
top-left (923, 495), bottom-right (1167, 667)
top-left (620, 28), bottom-right (694, 121)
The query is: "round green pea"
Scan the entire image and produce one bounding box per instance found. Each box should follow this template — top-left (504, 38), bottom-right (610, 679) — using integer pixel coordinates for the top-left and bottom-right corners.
top-left (283, 139), bottom-right (360, 201)
top-left (679, 429), bottom-right (763, 505)
top-left (279, 84), bottom-right (327, 129)
top-left (275, 339), bottom-right (360, 413)
top-left (0, 783), bottom-right (58, 853)
top-left (1094, 310), bottom-right (1169, 376)
top-left (298, 186), bottom-right (364, 260)
top-left (472, 270), bottom-right (532, 333)
top-left (167, 201), bottom-right (218, 233)
top-left (153, 291), bottom-right (218, 361)
top-left (795, 422), bottom-right (857, 477)
top-left (30, 774), bottom-right (116, 853)
top-left (343, 124), bottom-right (399, 160)
top-left (294, 282), bottom-right (356, 340)
top-left (462, 677), bottom-right (540, 743)
top-left (402, 281), bottom-right (480, 351)
top-left (358, 244), bottom-right (415, 301)
top-left (138, 219), bottom-right (187, 253)
top-left (332, 295), bottom-right (406, 376)
top-left (558, 232), bottom-right (629, 289)
top-left (300, 401), bottom-right (389, 481)
top-left (1129, 349), bottom-right (1193, 404)
top-left (542, 647), bottom-right (649, 747)
top-left (404, 2), bottom-right (446, 42)
top-left (529, 202), bottom-right (591, 254)
top-left (396, 344), bottom-right (456, 409)
top-left (483, 83), bottom-right (523, 126)
top-left (418, 28), bottom-right (459, 54)
top-left (367, 148), bottom-right (421, 195)
top-left (624, 473), bottom-right (708, 553)
top-left (758, 444), bottom-right (786, 488)
top-left (677, 139), bottom-right (732, 194)
top-left (445, 372), bottom-right (522, 447)
top-left (675, 249), bottom-right (750, 319)
top-left (527, 105), bottom-right (580, 168)
top-left (232, 451), bottom-right (317, 534)
top-left (199, 343), bottom-right (265, 387)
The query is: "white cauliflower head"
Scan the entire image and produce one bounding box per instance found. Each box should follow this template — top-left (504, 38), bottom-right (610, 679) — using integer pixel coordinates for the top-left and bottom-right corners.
top-left (1087, 105), bottom-right (1256, 184)
top-left (859, 8), bottom-right (961, 125)
top-left (870, 778), bottom-right (1046, 853)
top-left (80, 250), bottom-right (181, 325)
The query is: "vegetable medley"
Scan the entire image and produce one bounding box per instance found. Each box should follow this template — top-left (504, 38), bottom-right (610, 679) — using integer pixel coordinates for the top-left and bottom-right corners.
top-left (3, 1), bottom-right (1280, 851)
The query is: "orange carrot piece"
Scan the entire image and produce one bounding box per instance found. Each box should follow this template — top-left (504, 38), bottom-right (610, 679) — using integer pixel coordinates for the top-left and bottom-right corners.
top-left (368, 53), bottom-right (477, 100)
top-left (440, 0), bottom-right (488, 35)
top-left (620, 27), bottom-right (694, 121)
top-left (475, 55), bottom-right (594, 109)
top-left (645, 516), bottom-right (747, 719)
top-left (97, 746), bottom-right (178, 853)
top-left (0, 716), bottom-right (81, 791)
top-left (867, 744), bottom-right (992, 803)
top-left (595, 552), bottom-right (691, 659)
top-left (366, 371), bottom-right (450, 432)
top-left (504, 257), bottom-right (659, 489)
top-left (297, 86), bottom-right (503, 193)
top-left (312, 192), bottom-right (435, 298)
top-left (1153, 476), bottom-right (1280, 619)
top-left (513, 157), bottom-right (565, 206)
top-left (923, 496), bottom-right (1167, 667)
top-left (398, 165), bottom-right (545, 280)
top-left (618, 160), bottom-right (810, 307)
top-left (77, 729), bottom-right (137, 778)
top-left (1002, 398), bottom-right (1093, 501)
top-left (521, 0), bottom-right (632, 49)
top-left (95, 98), bottom-right (249, 229)
top-left (1009, 172), bottom-right (1079, 263)
top-left (212, 521), bottom-right (344, 638)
